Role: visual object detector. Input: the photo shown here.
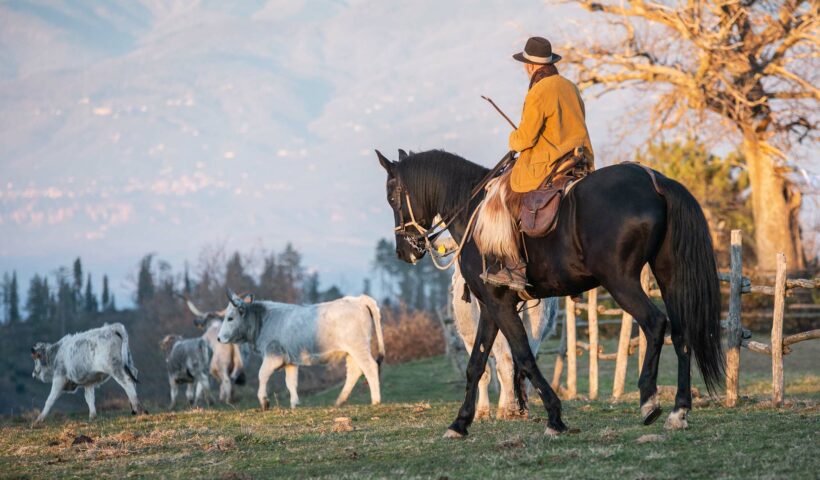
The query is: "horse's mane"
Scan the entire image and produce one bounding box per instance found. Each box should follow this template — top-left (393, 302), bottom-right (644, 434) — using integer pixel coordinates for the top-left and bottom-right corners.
top-left (394, 150), bottom-right (490, 215)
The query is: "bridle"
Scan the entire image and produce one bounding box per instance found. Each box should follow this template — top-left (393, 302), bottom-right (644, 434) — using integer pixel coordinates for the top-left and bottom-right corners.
top-left (391, 151), bottom-right (515, 270)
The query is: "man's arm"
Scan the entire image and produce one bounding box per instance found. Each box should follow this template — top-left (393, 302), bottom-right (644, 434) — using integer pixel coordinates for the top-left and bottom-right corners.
top-left (508, 89), bottom-right (551, 152)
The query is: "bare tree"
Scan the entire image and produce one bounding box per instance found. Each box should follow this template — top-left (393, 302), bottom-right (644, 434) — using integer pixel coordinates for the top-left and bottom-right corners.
top-left (557, 0), bottom-right (818, 270)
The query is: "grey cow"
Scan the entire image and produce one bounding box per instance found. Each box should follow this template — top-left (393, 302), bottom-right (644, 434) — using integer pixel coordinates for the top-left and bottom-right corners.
top-left (30, 323), bottom-right (147, 425)
top-left (185, 299), bottom-right (247, 403)
top-left (160, 335), bottom-right (212, 409)
top-left (218, 291), bottom-right (385, 410)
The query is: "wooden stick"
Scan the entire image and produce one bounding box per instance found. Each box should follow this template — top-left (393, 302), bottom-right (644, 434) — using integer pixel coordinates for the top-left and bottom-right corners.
top-left (784, 329), bottom-right (820, 346)
top-left (725, 229), bottom-right (743, 407)
top-left (551, 355), bottom-right (564, 391)
top-left (612, 310), bottom-right (633, 399)
top-left (566, 296), bottom-right (578, 400)
top-left (771, 253), bottom-right (787, 407)
top-left (588, 288), bottom-right (599, 400)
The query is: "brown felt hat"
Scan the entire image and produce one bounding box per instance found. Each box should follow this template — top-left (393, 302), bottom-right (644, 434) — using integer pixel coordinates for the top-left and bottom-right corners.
top-left (512, 37), bottom-right (562, 65)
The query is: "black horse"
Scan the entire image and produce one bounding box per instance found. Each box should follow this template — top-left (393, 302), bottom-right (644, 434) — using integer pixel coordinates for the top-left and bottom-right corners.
top-left (376, 149), bottom-right (723, 437)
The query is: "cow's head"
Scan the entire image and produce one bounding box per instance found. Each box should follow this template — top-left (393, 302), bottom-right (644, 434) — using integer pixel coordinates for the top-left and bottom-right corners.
top-left (376, 149), bottom-right (428, 264)
top-left (217, 290), bottom-right (256, 344)
top-left (185, 298), bottom-right (227, 329)
top-left (30, 342), bottom-right (54, 382)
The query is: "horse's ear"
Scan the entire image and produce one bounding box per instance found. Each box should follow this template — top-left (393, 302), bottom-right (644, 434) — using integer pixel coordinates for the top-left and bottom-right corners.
top-left (398, 149), bottom-right (408, 161)
top-left (375, 150), bottom-right (395, 176)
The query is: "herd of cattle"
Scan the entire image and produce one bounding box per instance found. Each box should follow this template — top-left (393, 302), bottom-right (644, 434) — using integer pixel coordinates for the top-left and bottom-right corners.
top-left (28, 269), bottom-right (558, 424)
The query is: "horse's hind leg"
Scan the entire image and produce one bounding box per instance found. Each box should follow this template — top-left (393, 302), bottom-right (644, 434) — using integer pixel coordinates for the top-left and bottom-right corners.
top-left (605, 281), bottom-right (668, 425)
top-left (446, 308), bottom-right (499, 438)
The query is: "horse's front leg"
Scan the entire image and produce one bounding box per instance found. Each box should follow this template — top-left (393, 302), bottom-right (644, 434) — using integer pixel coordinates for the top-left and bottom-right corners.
top-left (495, 302), bottom-right (568, 435)
top-left (445, 309), bottom-right (498, 438)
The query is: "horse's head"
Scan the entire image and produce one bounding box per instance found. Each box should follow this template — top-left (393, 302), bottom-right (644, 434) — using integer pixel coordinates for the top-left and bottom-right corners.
top-left (376, 149), bottom-right (429, 264)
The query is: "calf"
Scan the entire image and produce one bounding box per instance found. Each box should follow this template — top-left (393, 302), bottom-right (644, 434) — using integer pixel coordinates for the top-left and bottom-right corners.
top-left (160, 335), bottom-right (212, 409)
top-left (186, 299), bottom-right (247, 403)
top-left (30, 323), bottom-right (147, 424)
top-left (218, 291), bottom-right (385, 410)
top-left (452, 265), bottom-right (558, 419)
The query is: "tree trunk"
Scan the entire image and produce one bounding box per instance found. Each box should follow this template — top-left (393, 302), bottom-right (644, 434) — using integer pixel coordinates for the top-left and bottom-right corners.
top-left (741, 132), bottom-right (804, 271)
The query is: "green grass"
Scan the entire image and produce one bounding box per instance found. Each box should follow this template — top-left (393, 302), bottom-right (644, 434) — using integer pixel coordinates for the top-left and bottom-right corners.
top-left (2, 339), bottom-right (819, 479)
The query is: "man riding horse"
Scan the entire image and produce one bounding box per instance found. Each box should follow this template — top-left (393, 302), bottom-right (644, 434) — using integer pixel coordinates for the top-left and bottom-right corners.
top-left (475, 37), bottom-right (594, 293)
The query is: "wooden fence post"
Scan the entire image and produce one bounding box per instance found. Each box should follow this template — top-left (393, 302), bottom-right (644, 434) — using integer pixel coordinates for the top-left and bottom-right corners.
top-left (588, 288), bottom-right (599, 400)
top-left (725, 229), bottom-right (743, 407)
top-left (566, 296), bottom-right (577, 399)
top-left (612, 310), bottom-right (633, 399)
top-left (771, 253), bottom-right (787, 407)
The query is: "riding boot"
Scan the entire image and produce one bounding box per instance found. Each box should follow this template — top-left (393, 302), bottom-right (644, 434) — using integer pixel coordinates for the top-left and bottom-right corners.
top-left (480, 259), bottom-right (530, 292)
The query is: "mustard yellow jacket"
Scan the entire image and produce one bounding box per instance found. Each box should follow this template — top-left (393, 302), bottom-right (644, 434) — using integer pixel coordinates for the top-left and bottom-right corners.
top-left (509, 75), bottom-right (594, 192)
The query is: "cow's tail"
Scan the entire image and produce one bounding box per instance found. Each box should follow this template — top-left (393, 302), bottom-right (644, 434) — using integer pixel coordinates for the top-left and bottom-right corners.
top-left (363, 295), bottom-right (385, 374)
top-left (111, 323), bottom-right (139, 383)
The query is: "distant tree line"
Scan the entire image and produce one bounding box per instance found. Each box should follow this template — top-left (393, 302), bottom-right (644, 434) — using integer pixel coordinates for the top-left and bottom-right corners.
top-left (0, 258), bottom-right (114, 337)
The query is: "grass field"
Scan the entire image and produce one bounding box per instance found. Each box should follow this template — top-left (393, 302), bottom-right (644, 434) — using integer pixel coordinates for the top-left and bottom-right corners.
top-left (2, 337), bottom-right (818, 479)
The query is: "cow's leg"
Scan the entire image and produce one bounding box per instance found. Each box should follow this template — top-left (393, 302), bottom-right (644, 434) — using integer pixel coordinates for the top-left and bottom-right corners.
top-left (335, 355), bottom-right (363, 407)
top-left (111, 370), bottom-right (147, 415)
top-left (195, 374), bottom-right (211, 407)
top-left (168, 378), bottom-right (179, 410)
top-left (34, 377), bottom-right (65, 425)
top-left (219, 370), bottom-right (232, 404)
top-left (350, 350), bottom-right (381, 405)
top-left (186, 384), bottom-right (195, 405)
top-left (84, 386), bottom-right (97, 420)
top-left (258, 355), bottom-right (284, 411)
top-left (493, 336), bottom-right (519, 419)
top-left (475, 364), bottom-right (492, 420)
top-left (284, 365), bottom-right (300, 409)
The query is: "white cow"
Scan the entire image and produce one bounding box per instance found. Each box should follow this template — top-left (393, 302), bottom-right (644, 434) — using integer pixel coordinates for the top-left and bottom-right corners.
top-left (30, 323), bottom-right (147, 424)
top-left (452, 265), bottom-right (558, 419)
top-left (160, 335), bottom-right (212, 409)
top-left (217, 291), bottom-right (385, 410)
top-left (186, 299), bottom-right (247, 403)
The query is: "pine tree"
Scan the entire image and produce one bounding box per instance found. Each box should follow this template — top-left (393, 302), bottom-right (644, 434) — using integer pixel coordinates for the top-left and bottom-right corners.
top-left (72, 257), bottom-right (83, 308)
top-left (9, 271), bottom-right (20, 323)
top-left (136, 254), bottom-right (155, 307)
top-left (183, 263), bottom-right (192, 295)
top-left (1, 273), bottom-right (9, 323)
top-left (26, 275), bottom-right (49, 325)
top-left (101, 275), bottom-right (110, 311)
top-left (303, 272), bottom-right (321, 304)
top-left (84, 273), bottom-right (98, 313)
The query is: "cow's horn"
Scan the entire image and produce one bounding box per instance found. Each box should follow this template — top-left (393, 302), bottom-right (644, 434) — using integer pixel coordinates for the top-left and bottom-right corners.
top-left (186, 298), bottom-right (207, 317)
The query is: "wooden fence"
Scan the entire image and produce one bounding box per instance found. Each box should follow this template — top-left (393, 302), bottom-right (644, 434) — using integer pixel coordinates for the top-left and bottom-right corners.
top-left (552, 229), bottom-right (819, 405)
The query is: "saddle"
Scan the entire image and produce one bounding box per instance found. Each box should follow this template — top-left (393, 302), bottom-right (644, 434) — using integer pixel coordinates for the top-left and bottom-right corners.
top-left (518, 147), bottom-right (590, 238)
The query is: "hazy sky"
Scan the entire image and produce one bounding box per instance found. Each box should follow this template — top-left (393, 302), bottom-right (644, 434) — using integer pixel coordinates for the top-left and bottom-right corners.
top-left (2, 1), bottom-right (814, 307)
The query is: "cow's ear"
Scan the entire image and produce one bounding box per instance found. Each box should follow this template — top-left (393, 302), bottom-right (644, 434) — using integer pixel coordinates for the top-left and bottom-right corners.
top-left (31, 346), bottom-right (39, 359)
top-left (243, 293), bottom-right (255, 303)
top-left (376, 150), bottom-right (395, 176)
top-left (398, 149), bottom-right (408, 161)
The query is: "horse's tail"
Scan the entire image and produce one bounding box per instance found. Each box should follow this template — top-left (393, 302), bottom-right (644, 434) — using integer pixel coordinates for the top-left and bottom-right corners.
top-left (655, 176), bottom-right (724, 395)
top-left (362, 295), bottom-right (385, 374)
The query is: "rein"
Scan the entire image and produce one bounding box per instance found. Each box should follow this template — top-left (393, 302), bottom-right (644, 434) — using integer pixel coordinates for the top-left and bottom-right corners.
top-left (394, 151), bottom-right (515, 270)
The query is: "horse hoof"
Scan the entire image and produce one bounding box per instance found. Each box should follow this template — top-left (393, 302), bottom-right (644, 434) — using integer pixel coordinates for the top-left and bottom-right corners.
top-left (475, 409), bottom-right (491, 421)
top-left (643, 406), bottom-right (663, 426)
top-left (664, 409), bottom-right (688, 430)
top-left (442, 429), bottom-right (465, 440)
top-left (641, 394), bottom-right (662, 425)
